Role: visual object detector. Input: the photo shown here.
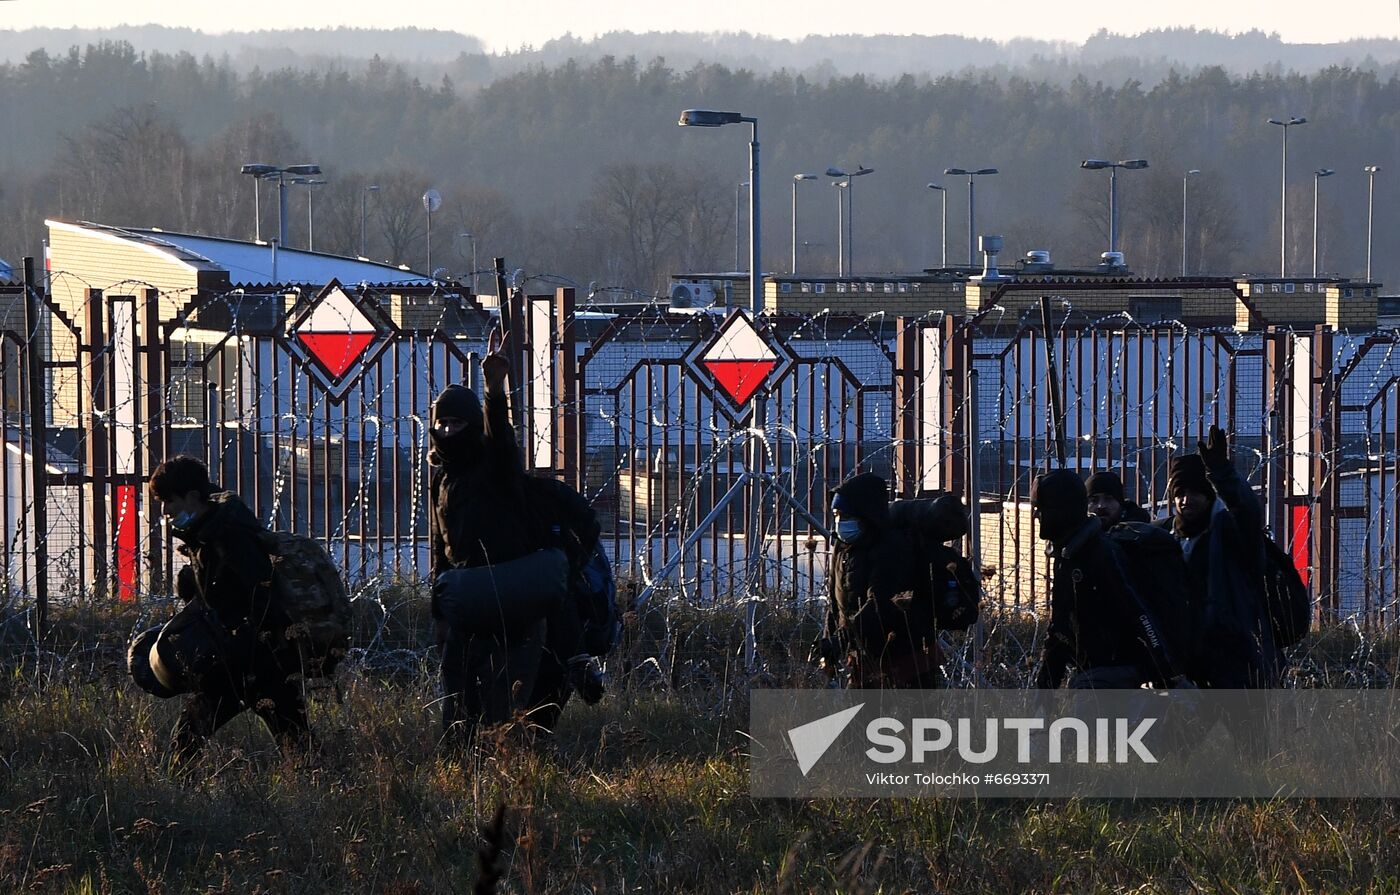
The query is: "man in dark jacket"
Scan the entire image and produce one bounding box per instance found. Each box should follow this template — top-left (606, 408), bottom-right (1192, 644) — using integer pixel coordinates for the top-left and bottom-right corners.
top-left (1163, 426), bottom-right (1280, 688)
top-left (1086, 470), bottom-right (1152, 528)
top-left (820, 472), bottom-right (940, 688)
top-left (430, 329), bottom-right (582, 743)
top-left (1032, 469), bottom-right (1186, 690)
top-left (147, 456), bottom-right (310, 767)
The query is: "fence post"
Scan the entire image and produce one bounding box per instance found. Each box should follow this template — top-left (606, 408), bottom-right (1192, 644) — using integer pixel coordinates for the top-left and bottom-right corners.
top-left (1261, 327), bottom-right (1288, 543)
top-left (139, 288), bottom-right (166, 594)
top-left (21, 258), bottom-right (49, 636)
top-left (1312, 325), bottom-right (1338, 623)
top-left (83, 288), bottom-right (110, 599)
top-left (944, 315), bottom-right (967, 497)
top-left (892, 316), bottom-right (918, 498)
top-left (554, 286), bottom-right (578, 487)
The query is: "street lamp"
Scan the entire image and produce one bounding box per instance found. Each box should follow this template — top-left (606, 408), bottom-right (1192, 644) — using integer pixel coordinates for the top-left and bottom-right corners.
top-left (826, 165), bottom-right (873, 274)
top-left (791, 173), bottom-right (818, 274)
top-left (290, 177), bottom-right (325, 251)
top-left (679, 108), bottom-right (761, 314)
top-left (1366, 165), bottom-right (1381, 282)
top-left (832, 180), bottom-right (846, 276)
top-left (944, 167), bottom-right (998, 266)
top-left (1312, 168), bottom-right (1335, 278)
top-left (1079, 159), bottom-right (1148, 258)
top-left (734, 181), bottom-right (750, 271)
top-left (926, 183), bottom-right (947, 269)
top-left (459, 232), bottom-right (478, 294)
top-left (360, 184), bottom-right (379, 258)
top-left (1181, 169), bottom-right (1200, 276)
top-left (239, 163), bottom-right (321, 251)
top-left (1267, 116), bottom-right (1307, 277)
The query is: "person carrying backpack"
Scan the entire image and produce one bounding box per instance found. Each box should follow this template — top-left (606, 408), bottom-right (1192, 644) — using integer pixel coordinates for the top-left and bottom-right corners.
top-left (429, 328), bottom-right (572, 745)
top-left (817, 472), bottom-right (941, 689)
top-left (1162, 426), bottom-right (1281, 688)
top-left (1031, 469), bottom-right (1189, 690)
top-left (142, 456), bottom-right (312, 769)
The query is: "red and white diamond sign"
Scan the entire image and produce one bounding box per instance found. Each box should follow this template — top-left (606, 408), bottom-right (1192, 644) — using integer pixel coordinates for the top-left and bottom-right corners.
top-left (687, 311), bottom-right (792, 411)
top-left (286, 279), bottom-right (392, 398)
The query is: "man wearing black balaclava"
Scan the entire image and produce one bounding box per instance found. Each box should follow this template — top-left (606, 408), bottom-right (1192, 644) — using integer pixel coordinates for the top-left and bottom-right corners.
top-left (1032, 468), bottom-right (1186, 690)
top-left (1163, 426), bottom-right (1279, 688)
top-left (429, 329), bottom-right (550, 745)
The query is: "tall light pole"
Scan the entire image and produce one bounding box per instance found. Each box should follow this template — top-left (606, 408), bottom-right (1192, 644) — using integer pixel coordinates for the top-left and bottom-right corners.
top-left (291, 177), bottom-right (325, 251)
top-left (360, 184), bottom-right (379, 258)
top-left (826, 165), bottom-right (873, 274)
top-left (423, 189), bottom-right (442, 276)
top-left (791, 173), bottom-right (817, 273)
top-left (1366, 164), bottom-right (1381, 282)
top-left (944, 167), bottom-right (998, 266)
top-left (1181, 169), bottom-right (1200, 276)
top-left (734, 181), bottom-right (750, 270)
top-left (926, 182), bottom-right (947, 268)
top-left (1080, 158), bottom-right (1148, 258)
top-left (1267, 116), bottom-right (1307, 277)
top-left (459, 232), bottom-right (478, 293)
top-left (240, 163), bottom-right (321, 251)
top-left (1312, 168), bottom-right (1334, 278)
top-left (679, 109), bottom-right (761, 314)
top-left (832, 180), bottom-right (846, 276)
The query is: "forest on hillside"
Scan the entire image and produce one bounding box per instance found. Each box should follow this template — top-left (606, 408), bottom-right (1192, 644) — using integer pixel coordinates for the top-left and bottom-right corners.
top-left (2, 40), bottom-right (1399, 295)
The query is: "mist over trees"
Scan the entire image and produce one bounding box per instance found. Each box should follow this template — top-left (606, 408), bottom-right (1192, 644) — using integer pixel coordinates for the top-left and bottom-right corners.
top-left (3, 38), bottom-right (1400, 294)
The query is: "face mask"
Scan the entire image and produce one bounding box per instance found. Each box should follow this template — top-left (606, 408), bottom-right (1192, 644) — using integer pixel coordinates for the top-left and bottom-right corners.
top-left (171, 510), bottom-right (197, 530)
top-left (835, 519), bottom-right (863, 543)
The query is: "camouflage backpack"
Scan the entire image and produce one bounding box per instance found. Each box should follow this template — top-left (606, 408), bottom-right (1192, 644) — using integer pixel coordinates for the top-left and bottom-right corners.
top-left (257, 530), bottom-right (352, 679)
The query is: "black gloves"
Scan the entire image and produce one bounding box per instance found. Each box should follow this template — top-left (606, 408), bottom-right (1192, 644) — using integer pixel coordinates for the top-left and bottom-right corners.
top-left (1198, 424), bottom-right (1230, 469)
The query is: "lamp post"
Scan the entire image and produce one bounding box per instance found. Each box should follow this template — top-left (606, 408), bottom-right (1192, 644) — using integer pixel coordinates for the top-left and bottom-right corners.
top-left (1366, 164), bottom-right (1381, 282)
top-left (832, 180), bottom-right (846, 276)
top-left (1312, 168), bottom-right (1334, 278)
top-left (240, 163), bottom-right (321, 251)
top-left (944, 167), bottom-right (998, 266)
top-left (291, 177), bottom-right (325, 251)
top-left (926, 182), bottom-right (947, 268)
top-left (791, 173), bottom-right (817, 274)
top-left (679, 109), bottom-right (761, 314)
top-left (459, 231), bottom-right (478, 293)
top-left (1267, 116), bottom-right (1307, 277)
top-left (826, 165), bottom-right (873, 274)
top-left (360, 184), bottom-right (379, 257)
top-left (1181, 169), bottom-right (1200, 276)
top-left (1079, 159), bottom-right (1148, 258)
top-left (734, 181), bottom-right (750, 271)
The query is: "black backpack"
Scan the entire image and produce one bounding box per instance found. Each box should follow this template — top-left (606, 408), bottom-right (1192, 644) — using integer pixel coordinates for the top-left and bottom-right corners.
top-left (1104, 522), bottom-right (1192, 673)
top-left (1262, 537), bottom-right (1311, 648)
top-left (889, 495), bottom-right (981, 632)
top-left (525, 476), bottom-right (620, 658)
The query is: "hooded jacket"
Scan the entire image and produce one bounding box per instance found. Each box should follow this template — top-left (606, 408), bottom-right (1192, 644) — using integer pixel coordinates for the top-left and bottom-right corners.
top-left (825, 473), bottom-right (936, 679)
top-left (1161, 458), bottom-right (1279, 685)
top-left (429, 384), bottom-right (547, 620)
top-left (173, 491), bottom-right (280, 633)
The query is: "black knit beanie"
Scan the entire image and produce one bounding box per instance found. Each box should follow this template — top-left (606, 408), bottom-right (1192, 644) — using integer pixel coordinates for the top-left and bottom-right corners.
top-left (1167, 454), bottom-right (1215, 501)
top-left (1085, 471), bottom-right (1126, 503)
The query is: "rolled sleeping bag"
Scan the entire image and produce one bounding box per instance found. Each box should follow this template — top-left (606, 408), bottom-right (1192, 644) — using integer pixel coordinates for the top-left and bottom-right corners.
top-left (434, 548), bottom-right (569, 637)
top-left (127, 625), bottom-right (179, 698)
top-left (149, 601), bottom-right (233, 694)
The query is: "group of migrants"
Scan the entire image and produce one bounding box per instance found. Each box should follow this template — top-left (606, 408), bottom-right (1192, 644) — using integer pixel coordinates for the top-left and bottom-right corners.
top-left (127, 330), bottom-right (617, 769)
top-left (125, 324), bottom-right (1308, 766)
top-left (815, 424), bottom-right (1308, 692)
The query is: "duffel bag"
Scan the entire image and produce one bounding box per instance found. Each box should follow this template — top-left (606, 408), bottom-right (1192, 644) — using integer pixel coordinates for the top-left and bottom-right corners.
top-left (434, 548), bottom-right (569, 638)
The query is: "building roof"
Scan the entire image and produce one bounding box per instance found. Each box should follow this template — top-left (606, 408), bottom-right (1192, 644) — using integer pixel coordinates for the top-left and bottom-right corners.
top-left (51, 221), bottom-right (434, 288)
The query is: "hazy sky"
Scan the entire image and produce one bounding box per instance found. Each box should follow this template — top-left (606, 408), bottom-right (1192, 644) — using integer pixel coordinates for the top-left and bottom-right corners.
top-left (1, 0), bottom-right (1397, 51)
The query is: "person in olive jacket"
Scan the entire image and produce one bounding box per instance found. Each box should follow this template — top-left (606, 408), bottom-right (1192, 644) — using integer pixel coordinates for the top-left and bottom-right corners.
top-left (819, 472), bottom-right (940, 688)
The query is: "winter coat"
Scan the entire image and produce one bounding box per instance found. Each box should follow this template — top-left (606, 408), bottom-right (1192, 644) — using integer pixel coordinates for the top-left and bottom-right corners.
top-left (1038, 517), bottom-right (1181, 689)
top-left (825, 475), bottom-right (939, 686)
top-left (173, 491), bottom-right (281, 635)
top-left (1120, 500), bottom-right (1153, 524)
top-left (429, 389), bottom-right (548, 620)
top-left (1163, 460), bottom-right (1279, 686)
